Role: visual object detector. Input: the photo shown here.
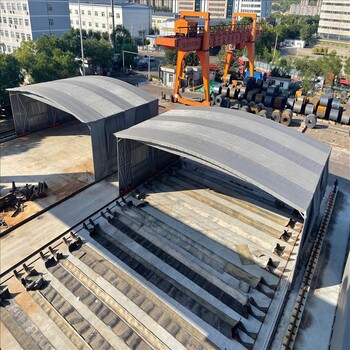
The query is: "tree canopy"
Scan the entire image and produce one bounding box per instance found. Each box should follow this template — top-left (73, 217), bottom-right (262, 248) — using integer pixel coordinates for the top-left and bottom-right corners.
top-left (0, 54), bottom-right (22, 107)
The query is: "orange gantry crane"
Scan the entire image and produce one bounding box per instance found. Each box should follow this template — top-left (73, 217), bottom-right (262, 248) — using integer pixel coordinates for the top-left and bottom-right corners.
top-left (156, 12), bottom-right (262, 106)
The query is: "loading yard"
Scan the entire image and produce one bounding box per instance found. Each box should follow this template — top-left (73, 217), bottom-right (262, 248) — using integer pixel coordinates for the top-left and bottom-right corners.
top-left (0, 120), bottom-right (93, 230)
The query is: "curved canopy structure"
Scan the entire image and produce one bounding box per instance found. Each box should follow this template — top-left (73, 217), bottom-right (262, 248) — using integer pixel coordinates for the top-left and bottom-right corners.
top-left (115, 107), bottom-right (331, 213)
top-left (8, 76), bottom-right (158, 181)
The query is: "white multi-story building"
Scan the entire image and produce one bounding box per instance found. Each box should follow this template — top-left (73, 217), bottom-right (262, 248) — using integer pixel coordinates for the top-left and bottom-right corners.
top-left (0, 0), bottom-right (71, 54)
top-left (176, 0), bottom-right (270, 19)
top-left (234, 0), bottom-right (271, 19)
top-left (69, 1), bottom-right (152, 37)
top-left (318, 0), bottom-right (350, 42)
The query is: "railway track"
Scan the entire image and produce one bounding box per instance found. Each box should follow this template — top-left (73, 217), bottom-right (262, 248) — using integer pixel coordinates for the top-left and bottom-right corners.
top-left (282, 184), bottom-right (338, 350)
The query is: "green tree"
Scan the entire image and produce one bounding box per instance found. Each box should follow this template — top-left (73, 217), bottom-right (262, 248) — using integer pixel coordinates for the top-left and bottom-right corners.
top-left (0, 54), bottom-right (22, 107)
top-left (344, 57), bottom-right (350, 77)
top-left (121, 42), bottom-right (138, 68)
top-left (14, 35), bottom-right (78, 83)
top-left (185, 51), bottom-right (199, 66)
top-left (300, 25), bottom-right (314, 42)
top-left (330, 49), bottom-right (337, 57)
top-left (164, 49), bottom-right (177, 66)
top-left (84, 38), bottom-right (113, 67)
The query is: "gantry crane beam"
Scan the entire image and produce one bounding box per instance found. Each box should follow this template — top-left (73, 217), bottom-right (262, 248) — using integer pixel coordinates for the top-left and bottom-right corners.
top-left (156, 12), bottom-right (262, 107)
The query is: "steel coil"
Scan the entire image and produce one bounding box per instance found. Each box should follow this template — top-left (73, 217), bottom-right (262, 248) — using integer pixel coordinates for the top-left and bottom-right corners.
top-left (215, 95), bottom-right (223, 106)
top-left (221, 86), bottom-right (229, 97)
top-left (329, 108), bottom-right (340, 122)
top-left (248, 101), bottom-right (256, 108)
top-left (233, 88), bottom-right (240, 99)
top-left (281, 109), bottom-right (293, 126)
top-left (257, 103), bottom-right (265, 110)
top-left (293, 100), bottom-right (304, 114)
top-left (305, 114), bottom-right (317, 129)
top-left (262, 80), bottom-right (272, 90)
top-left (250, 106), bottom-right (260, 114)
top-left (273, 96), bottom-right (287, 109)
top-left (228, 88), bottom-right (236, 99)
top-left (257, 79), bottom-right (264, 89)
top-left (271, 110), bottom-right (281, 122)
top-left (263, 95), bottom-right (274, 107)
top-left (223, 74), bottom-right (232, 84)
top-left (258, 110), bottom-right (268, 118)
top-left (210, 93), bottom-right (217, 106)
top-left (319, 94), bottom-right (331, 107)
top-left (331, 99), bottom-right (341, 110)
top-left (341, 113), bottom-right (350, 125)
top-left (316, 105), bottom-right (327, 119)
top-left (240, 105), bottom-right (250, 113)
top-left (309, 96), bottom-right (320, 109)
top-left (304, 103), bottom-right (315, 116)
top-left (246, 90), bottom-right (256, 102)
top-left (213, 84), bottom-right (222, 95)
top-left (286, 97), bottom-right (295, 109)
top-left (255, 93), bottom-right (264, 104)
top-left (221, 97), bottom-right (231, 108)
top-left (266, 85), bottom-right (279, 97)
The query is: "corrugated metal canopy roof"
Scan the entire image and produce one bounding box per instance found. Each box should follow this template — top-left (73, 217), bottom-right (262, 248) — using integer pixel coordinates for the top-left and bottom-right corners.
top-left (8, 76), bottom-right (156, 123)
top-left (115, 107), bottom-right (331, 212)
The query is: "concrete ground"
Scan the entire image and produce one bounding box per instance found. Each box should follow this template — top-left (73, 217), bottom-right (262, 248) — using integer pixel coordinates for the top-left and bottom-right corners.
top-left (0, 120), bottom-right (94, 231)
top-left (0, 174), bottom-right (118, 276)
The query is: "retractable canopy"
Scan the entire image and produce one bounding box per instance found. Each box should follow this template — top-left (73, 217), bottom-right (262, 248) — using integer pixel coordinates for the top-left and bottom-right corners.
top-left (115, 107), bottom-right (331, 212)
top-left (8, 76), bottom-right (158, 181)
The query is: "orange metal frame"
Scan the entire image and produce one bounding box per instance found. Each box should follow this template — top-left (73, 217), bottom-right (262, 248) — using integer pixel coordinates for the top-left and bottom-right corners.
top-left (156, 12), bottom-right (262, 106)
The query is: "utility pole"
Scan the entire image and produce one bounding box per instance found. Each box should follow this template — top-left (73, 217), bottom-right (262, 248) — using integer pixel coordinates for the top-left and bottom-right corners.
top-left (111, 0), bottom-right (116, 53)
top-left (78, 0), bottom-right (85, 76)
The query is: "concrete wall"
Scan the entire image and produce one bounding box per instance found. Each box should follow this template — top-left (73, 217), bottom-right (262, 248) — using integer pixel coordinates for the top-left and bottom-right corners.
top-left (330, 251), bottom-right (350, 350)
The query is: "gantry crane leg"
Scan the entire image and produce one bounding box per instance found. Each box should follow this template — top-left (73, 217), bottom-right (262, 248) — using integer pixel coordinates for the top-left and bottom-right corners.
top-left (174, 50), bottom-right (211, 107)
top-left (246, 42), bottom-right (255, 78)
top-left (223, 49), bottom-right (233, 80)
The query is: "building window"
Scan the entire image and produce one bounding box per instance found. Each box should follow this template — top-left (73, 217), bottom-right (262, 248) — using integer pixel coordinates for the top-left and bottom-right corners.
top-left (89, 22), bottom-right (92, 27)
top-left (95, 22), bottom-right (99, 28)
top-left (0, 4), bottom-right (4, 10)
top-left (19, 18), bottom-right (23, 25)
top-left (48, 18), bottom-right (54, 26)
top-left (47, 3), bottom-right (52, 11)
top-left (6, 3), bottom-right (11, 10)
top-left (9, 18), bottom-right (13, 24)
top-left (101, 12), bottom-right (105, 17)
top-left (21, 32), bottom-right (25, 40)
top-left (75, 9), bottom-right (78, 14)
top-left (10, 31), bottom-right (14, 38)
top-left (14, 18), bottom-right (18, 25)
top-left (116, 13), bottom-right (120, 18)
top-left (95, 11), bottom-right (98, 16)
top-left (82, 20), bottom-right (86, 26)
top-left (0, 30), bottom-right (3, 36)
top-left (7, 46), bottom-right (12, 53)
top-left (23, 4), bottom-right (27, 11)
top-left (16, 3), bottom-right (21, 10)
top-left (82, 10), bottom-right (84, 15)
top-left (15, 32), bottom-right (20, 39)
top-left (5, 30), bottom-right (9, 37)
top-left (102, 23), bottom-right (106, 28)
top-left (109, 24), bottom-right (112, 29)
top-left (109, 12), bottom-right (112, 17)
top-left (88, 10), bottom-right (91, 15)
top-left (26, 33), bottom-right (31, 40)
top-left (25, 19), bottom-right (29, 26)
top-left (76, 20), bottom-right (79, 25)
top-left (3, 17), bottom-right (7, 24)
top-left (11, 3), bottom-right (16, 10)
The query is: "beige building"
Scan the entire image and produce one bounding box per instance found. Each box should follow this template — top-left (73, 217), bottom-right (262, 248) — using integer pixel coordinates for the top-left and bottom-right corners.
top-left (318, 0), bottom-right (350, 42)
top-left (176, 0), bottom-right (270, 19)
